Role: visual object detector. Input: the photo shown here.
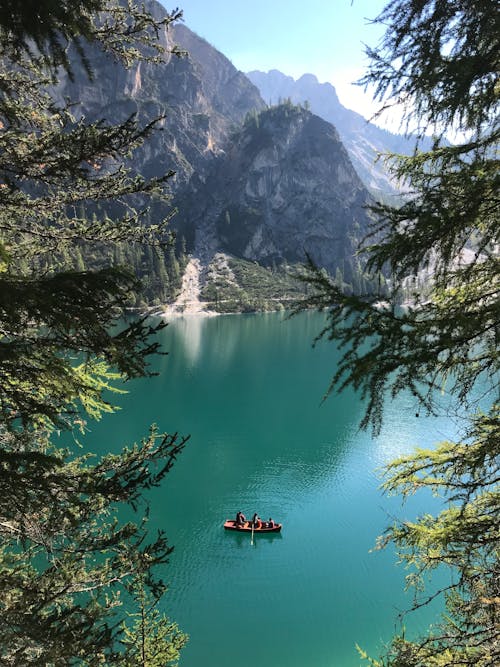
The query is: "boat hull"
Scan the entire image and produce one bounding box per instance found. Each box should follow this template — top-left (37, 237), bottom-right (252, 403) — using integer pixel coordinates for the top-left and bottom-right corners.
top-left (224, 520), bottom-right (282, 533)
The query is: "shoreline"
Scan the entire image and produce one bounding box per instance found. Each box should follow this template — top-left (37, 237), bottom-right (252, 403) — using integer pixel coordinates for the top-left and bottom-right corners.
top-left (159, 306), bottom-right (220, 320)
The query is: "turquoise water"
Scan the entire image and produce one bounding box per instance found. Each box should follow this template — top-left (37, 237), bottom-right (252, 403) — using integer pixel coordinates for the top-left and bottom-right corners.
top-left (89, 311), bottom-right (464, 667)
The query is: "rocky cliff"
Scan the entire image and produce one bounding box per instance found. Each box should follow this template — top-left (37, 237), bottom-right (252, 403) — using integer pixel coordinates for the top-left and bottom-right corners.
top-left (246, 69), bottom-right (422, 195)
top-left (174, 103), bottom-right (373, 279)
top-left (51, 1), bottom-right (264, 191)
top-left (49, 1), bottom-right (383, 308)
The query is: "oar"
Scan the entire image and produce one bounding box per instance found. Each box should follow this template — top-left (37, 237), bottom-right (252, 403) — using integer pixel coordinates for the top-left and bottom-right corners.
top-left (251, 522), bottom-right (254, 546)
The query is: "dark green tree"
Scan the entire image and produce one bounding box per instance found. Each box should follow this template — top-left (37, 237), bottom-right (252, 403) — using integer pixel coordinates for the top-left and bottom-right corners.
top-left (0, 0), bottom-right (189, 663)
top-left (0, 425), bottom-right (188, 665)
top-left (121, 575), bottom-right (188, 666)
top-left (296, 1), bottom-right (499, 665)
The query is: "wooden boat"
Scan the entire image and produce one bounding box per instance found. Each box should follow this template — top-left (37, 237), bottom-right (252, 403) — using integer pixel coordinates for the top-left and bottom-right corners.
top-left (224, 519), bottom-right (282, 533)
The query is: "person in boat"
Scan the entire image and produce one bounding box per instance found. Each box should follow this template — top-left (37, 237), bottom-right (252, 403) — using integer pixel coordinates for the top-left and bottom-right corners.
top-left (235, 511), bottom-right (246, 526)
top-left (266, 518), bottom-right (275, 528)
top-left (251, 513), bottom-right (262, 529)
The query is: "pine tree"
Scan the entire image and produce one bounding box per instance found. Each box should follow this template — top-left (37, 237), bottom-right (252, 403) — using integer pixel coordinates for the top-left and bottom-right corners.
top-left (167, 246), bottom-right (181, 290)
top-left (296, 1), bottom-right (499, 665)
top-left (152, 246), bottom-right (170, 301)
top-left (0, 1), bottom-right (189, 663)
top-left (121, 576), bottom-right (188, 667)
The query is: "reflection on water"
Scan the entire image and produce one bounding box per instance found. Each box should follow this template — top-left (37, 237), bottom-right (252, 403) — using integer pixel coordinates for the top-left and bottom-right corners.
top-left (161, 314), bottom-right (210, 369)
top-left (90, 311), bottom-right (459, 667)
top-left (225, 530), bottom-right (284, 549)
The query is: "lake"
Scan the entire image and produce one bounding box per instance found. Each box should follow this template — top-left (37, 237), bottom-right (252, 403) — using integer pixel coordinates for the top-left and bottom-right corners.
top-left (90, 311), bottom-right (463, 666)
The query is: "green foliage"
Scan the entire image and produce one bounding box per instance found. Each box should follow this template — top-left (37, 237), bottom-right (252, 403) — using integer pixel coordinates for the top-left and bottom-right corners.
top-left (49, 237), bottom-right (188, 307)
top-left (0, 0), bottom-right (183, 75)
top-left (0, 1), bottom-right (189, 664)
top-left (201, 257), bottom-right (309, 313)
top-left (0, 268), bottom-right (167, 428)
top-left (121, 575), bottom-right (188, 666)
top-left (356, 408), bottom-right (499, 667)
top-left (294, 255), bottom-right (498, 432)
top-left (296, 1), bottom-right (499, 665)
top-left (296, 0), bottom-right (499, 431)
top-left (200, 254), bottom-right (384, 315)
top-left (239, 100), bottom-right (306, 140)
top-left (361, 0), bottom-right (498, 134)
top-left (0, 425), bottom-right (189, 664)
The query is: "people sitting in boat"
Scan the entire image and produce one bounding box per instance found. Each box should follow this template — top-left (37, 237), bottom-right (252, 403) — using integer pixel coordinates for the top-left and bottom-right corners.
top-left (252, 513), bottom-right (262, 529)
top-left (266, 518), bottom-right (275, 528)
top-left (235, 511), bottom-right (246, 526)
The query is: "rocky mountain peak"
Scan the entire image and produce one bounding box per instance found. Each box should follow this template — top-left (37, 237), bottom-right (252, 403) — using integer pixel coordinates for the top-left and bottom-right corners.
top-left (47, 1), bottom-right (401, 309)
top-left (297, 73), bottom-right (319, 85)
top-left (246, 69), bottom-right (418, 194)
top-left (175, 103), bottom-right (373, 278)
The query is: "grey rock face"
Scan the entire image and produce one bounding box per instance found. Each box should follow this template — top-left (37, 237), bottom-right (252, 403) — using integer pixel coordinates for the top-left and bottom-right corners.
top-left (177, 105), bottom-right (373, 277)
top-left (49, 1), bottom-right (376, 278)
top-left (51, 2), bottom-right (264, 191)
top-left (246, 69), bottom-right (421, 194)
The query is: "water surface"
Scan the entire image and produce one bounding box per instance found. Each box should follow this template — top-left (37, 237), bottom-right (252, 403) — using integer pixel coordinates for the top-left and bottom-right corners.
top-left (90, 312), bottom-right (463, 666)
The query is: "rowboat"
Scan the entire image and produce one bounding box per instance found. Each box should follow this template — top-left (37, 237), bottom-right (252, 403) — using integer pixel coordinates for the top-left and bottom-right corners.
top-left (224, 519), bottom-right (282, 533)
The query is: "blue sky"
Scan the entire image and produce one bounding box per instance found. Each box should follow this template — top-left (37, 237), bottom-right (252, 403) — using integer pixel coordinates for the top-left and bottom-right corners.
top-left (160, 0), bottom-right (390, 122)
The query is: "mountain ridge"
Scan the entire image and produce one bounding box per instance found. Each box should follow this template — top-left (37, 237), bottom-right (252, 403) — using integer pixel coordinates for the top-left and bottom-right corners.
top-left (49, 1), bottom-right (390, 312)
top-left (246, 68), bottom-right (419, 194)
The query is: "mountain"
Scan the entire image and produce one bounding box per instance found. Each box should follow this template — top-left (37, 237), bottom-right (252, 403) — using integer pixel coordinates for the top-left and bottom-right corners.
top-left (51, 4), bottom-right (265, 191)
top-left (49, 1), bottom-right (380, 311)
top-left (246, 69), bottom-right (420, 194)
top-left (174, 103), bottom-right (372, 280)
